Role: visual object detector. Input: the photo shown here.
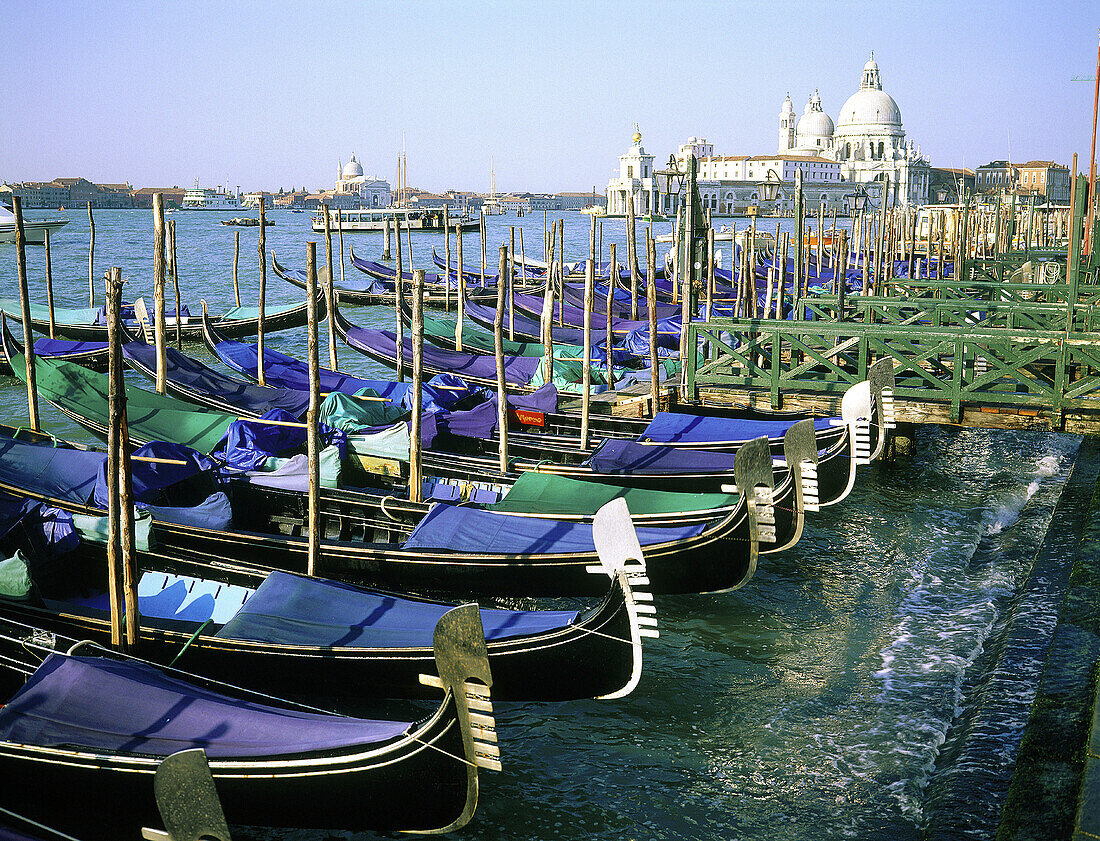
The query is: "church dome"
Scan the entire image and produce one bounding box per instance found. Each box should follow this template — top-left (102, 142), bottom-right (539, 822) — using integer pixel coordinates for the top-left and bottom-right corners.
top-left (342, 157), bottom-right (364, 179)
top-left (796, 90), bottom-right (833, 140)
top-left (835, 53), bottom-right (903, 131)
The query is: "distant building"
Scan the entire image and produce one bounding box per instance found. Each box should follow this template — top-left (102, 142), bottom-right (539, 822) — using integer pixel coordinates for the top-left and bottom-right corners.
top-left (499, 194), bottom-right (531, 213)
top-left (1015, 161), bottom-right (1071, 203)
top-left (557, 191), bottom-right (604, 210)
top-left (975, 161), bottom-right (1016, 194)
top-left (605, 126), bottom-right (661, 216)
top-left (928, 168), bottom-right (976, 204)
top-left (334, 155), bottom-right (391, 207)
top-left (130, 187), bottom-right (187, 209)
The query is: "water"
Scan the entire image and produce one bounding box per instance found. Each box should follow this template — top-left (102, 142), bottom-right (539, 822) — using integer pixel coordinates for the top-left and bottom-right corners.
top-left (0, 210), bottom-right (1084, 839)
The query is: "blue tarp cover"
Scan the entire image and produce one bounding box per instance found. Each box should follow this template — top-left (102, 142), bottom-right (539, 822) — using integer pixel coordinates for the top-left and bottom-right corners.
top-left (93, 441), bottom-right (216, 510)
top-left (0, 438), bottom-right (106, 505)
top-left (214, 409), bottom-right (347, 472)
top-left (588, 439), bottom-right (740, 475)
top-left (217, 570), bottom-right (578, 647)
top-left (639, 412), bottom-right (837, 444)
top-left (0, 654), bottom-right (410, 757)
top-left (402, 503), bottom-right (704, 554)
top-left (123, 341), bottom-right (311, 418)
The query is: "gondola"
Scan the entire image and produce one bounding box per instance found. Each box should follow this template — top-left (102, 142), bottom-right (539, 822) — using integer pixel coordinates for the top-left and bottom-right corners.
top-left (432, 246), bottom-right (546, 281)
top-left (0, 311), bottom-right (111, 373)
top-left (0, 415), bottom-right (769, 597)
top-left (0, 607), bottom-right (498, 837)
top-left (0, 288), bottom-right (322, 343)
top-left (0, 491), bottom-right (655, 701)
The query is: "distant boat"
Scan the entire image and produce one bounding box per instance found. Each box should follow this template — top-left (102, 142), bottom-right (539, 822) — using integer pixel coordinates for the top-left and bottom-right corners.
top-left (312, 206), bottom-right (478, 234)
top-left (179, 180), bottom-right (242, 212)
top-left (221, 217), bottom-right (274, 227)
top-left (0, 205), bottom-right (68, 245)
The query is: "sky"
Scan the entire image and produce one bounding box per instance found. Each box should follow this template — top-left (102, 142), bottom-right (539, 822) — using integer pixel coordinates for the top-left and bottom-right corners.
top-left (2, 0), bottom-right (1098, 194)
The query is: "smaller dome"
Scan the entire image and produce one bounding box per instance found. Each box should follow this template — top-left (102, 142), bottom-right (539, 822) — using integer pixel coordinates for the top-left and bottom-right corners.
top-left (796, 90), bottom-right (833, 139)
top-left (342, 156), bottom-right (364, 179)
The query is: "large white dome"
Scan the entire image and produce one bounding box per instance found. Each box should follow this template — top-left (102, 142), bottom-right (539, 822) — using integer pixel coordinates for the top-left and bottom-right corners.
top-left (342, 157), bottom-right (364, 179)
top-left (797, 109), bottom-right (834, 139)
top-left (836, 88), bottom-right (902, 130)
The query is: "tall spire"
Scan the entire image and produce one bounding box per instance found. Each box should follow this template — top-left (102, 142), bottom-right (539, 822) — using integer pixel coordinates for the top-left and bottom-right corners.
top-left (860, 52), bottom-right (882, 91)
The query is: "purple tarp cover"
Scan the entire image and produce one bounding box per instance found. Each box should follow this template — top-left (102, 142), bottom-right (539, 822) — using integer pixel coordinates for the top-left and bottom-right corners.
top-left (639, 412), bottom-right (838, 445)
top-left (0, 654), bottom-right (410, 757)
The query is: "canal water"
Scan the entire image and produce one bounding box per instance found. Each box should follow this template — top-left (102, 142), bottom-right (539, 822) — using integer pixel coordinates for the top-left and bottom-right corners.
top-left (0, 208), bottom-right (1084, 839)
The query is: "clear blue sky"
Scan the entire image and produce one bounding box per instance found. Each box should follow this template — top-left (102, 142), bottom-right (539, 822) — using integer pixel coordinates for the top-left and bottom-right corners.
top-left (2, 0), bottom-right (1097, 193)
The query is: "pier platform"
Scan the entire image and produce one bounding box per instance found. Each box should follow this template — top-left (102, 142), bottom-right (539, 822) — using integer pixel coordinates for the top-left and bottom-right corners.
top-left (996, 436), bottom-right (1100, 840)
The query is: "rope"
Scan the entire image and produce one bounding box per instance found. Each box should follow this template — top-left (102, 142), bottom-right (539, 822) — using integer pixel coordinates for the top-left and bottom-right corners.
top-left (407, 732), bottom-right (480, 770)
top-left (170, 618), bottom-right (214, 666)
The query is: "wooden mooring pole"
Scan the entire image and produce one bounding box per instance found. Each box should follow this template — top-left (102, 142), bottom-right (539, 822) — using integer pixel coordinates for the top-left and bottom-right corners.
top-left (627, 196), bottom-right (639, 320)
top-left (382, 216), bottom-right (391, 261)
top-left (394, 215), bottom-right (405, 381)
top-left (87, 202), bottom-right (96, 308)
top-left (541, 256), bottom-right (555, 393)
top-left (13, 198), bottom-right (39, 431)
top-left (257, 197), bottom-right (267, 385)
top-left (495, 246), bottom-right (509, 472)
top-left (305, 241), bottom-right (321, 578)
top-left (508, 226), bottom-right (516, 341)
top-left (322, 205), bottom-right (338, 371)
top-left (581, 217), bottom-right (595, 449)
top-left (105, 266), bottom-right (139, 651)
top-left (455, 223), bottom-right (465, 351)
top-left (152, 193), bottom-right (168, 394)
top-left (647, 230), bottom-right (659, 417)
top-left (443, 207), bottom-right (451, 312)
top-left (44, 229), bottom-right (55, 339)
top-left (169, 219), bottom-right (182, 349)
top-left (606, 243), bottom-right (616, 390)
top-left (232, 230), bottom-right (241, 307)
top-left (409, 269), bottom-right (425, 503)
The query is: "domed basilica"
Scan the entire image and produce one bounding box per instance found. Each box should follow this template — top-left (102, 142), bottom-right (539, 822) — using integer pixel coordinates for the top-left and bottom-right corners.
top-left (779, 54), bottom-right (930, 206)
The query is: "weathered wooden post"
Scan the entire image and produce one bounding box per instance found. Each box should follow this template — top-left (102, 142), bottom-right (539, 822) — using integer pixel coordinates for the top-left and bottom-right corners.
top-left (705, 227), bottom-right (715, 321)
top-left (494, 246), bottom-right (509, 472)
top-left (322, 204), bottom-right (338, 371)
top-left (44, 229), bottom-right (56, 339)
top-left (87, 202), bottom-right (96, 308)
top-left (382, 215), bottom-right (391, 260)
top-left (13, 198), bottom-right (39, 431)
top-left (480, 210), bottom-right (487, 284)
top-left (793, 170), bottom-right (804, 318)
top-left (105, 267), bottom-right (126, 649)
top-left (443, 206), bottom-right (451, 312)
top-left (937, 210), bottom-right (946, 280)
top-left (337, 205), bottom-right (347, 294)
top-left (409, 269), bottom-right (425, 503)
top-left (815, 202), bottom-right (824, 281)
top-left (152, 193), bottom-right (168, 394)
top-left (305, 241), bottom-right (321, 578)
top-left (606, 243), bottom-right (616, 389)
top-left (257, 197), bottom-right (267, 385)
top-left (455, 223), bottom-right (465, 351)
top-left (232, 230), bottom-right (241, 307)
top-left (169, 220), bottom-right (182, 349)
top-left (394, 215), bottom-right (405, 381)
top-left (580, 218), bottom-right (595, 449)
top-left (508, 226), bottom-right (516, 340)
top-left (540, 257), bottom-right (555, 393)
top-left (518, 226), bottom-right (527, 285)
top-left (875, 178), bottom-right (889, 295)
top-left (627, 195), bottom-right (639, 320)
top-left (557, 219), bottom-right (566, 327)
top-left (405, 217), bottom-right (414, 266)
top-left (647, 231), bottom-right (659, 417)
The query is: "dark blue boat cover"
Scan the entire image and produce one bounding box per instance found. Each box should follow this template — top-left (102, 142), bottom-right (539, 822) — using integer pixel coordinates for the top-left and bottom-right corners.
top-left (0, 654), bottom-right (410, 757)
top-left (214, 409), bottom-right (348, 472)
top-left (0, 494), bottom-right (79, 561)
top-left (353, 257), bottom-right (449, 288)
top-left (638, 412), bottom-right (837, 444)
top-left (344, 327), bottom-right (542, 386)
top-left (212, 338), bottom-right (473, 412)
top-left (217, 570), bottom-right (578, 647)
top-left (0, 438), bottom-right (107, 505)
top-left (401, 503), bottom-right (704, 554)
top-left (92, 441), bottom-right (217, 510)
top-left (588, 439), bottom-right (740, 474)
top-left (33, 337), bottom-right (107, 357)
top-left (123, 341), bottom-right (311, 418)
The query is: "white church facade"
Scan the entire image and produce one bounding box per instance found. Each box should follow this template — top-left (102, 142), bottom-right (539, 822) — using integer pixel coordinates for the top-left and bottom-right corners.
top-left (333, 155), bottom-right (391, 208)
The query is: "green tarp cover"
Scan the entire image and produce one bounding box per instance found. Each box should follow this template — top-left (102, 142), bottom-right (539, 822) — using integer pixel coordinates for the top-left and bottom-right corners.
top-left (0, 552), bottom-right (32, 600)
top-left (486, 470), bottom-right (742, 517)
top-left (319, 390), bottom-right (408, 433)
top-left (347, 423), bottom-right (411, 461)
top-left (423, 313), bottom-right (586, 359)
top-left (0, 298), bottom-right (100, 325)
top-left (14, 355), bottom-right (237, 454)
top-left (219, 301), bottom-right (302, 321)
top-left (72, 510), bottom-right (154, 551)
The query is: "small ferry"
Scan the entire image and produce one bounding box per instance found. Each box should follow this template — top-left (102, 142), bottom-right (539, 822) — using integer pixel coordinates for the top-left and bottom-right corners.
top-left (180, 181), bottom-right (242, 212)
top-left (311, 206), bottom-right (479, 233)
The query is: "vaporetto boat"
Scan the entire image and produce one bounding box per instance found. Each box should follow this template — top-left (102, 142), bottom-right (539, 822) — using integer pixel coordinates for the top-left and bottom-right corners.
top-left (312, 206), bottom-right (479, 234)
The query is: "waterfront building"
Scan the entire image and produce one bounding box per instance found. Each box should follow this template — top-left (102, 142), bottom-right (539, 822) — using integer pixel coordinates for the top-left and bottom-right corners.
top-left (605, 127), bottom-right (661, 216)
top-left (1013, 161), bottom-right (1071, 204)
top-left (557, 191), bottom-right (605, 211)
top-left (928, 168), bottom-right (976, 204)
top-left (130, 187), bottom-right (187, 209)
top-left (1, 177), bottom-right (134, 208)
top-left (334, 155), bottom-right (391, 208)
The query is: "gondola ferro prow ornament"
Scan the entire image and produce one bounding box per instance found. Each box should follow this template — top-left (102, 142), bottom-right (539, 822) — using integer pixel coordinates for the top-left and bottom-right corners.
top-left (842, 381), bottom-right (875, 465)
top-left (590, 498), bottom-right (659, 699)
top-left (867, 357), bottom-right (898, 461)
top-left (416, 603), bottom-right (499, 834)
top-left (733, 436), bottom-right (776, 547)
top-left (783, 418), bottom-right (820, 515)
top-left (142, 748), bottom-right (231, 841)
